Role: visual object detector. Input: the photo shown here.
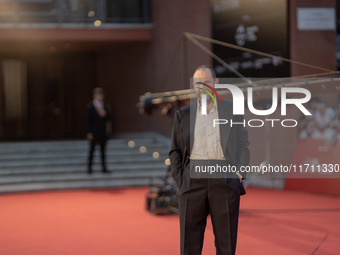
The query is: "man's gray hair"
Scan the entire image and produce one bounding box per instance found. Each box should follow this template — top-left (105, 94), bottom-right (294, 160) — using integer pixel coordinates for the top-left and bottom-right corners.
top-left (194, 65), bottom-right (216, 80)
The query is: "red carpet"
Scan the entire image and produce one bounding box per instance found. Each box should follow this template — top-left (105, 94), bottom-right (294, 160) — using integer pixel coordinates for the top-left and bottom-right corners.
top-left (0, 187), bottom-right (339, 255)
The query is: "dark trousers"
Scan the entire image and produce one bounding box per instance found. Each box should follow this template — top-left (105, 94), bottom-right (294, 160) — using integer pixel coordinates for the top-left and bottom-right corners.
top-left (88, 138), bottom-right (107, 172)
top-left (177, 162), bottom-right (240, 255)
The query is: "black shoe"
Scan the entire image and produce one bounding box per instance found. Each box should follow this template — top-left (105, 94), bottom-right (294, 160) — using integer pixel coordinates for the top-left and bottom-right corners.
top-left (102, 170), bottom-right (111, 173)
top-left (87, 170), bottom-right (93, 174)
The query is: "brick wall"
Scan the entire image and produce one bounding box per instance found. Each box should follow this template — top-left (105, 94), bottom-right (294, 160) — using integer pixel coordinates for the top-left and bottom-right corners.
top-left (289, 0), bottom-right (337, 76)
top-left (145, 0), bottom-right (212, 135)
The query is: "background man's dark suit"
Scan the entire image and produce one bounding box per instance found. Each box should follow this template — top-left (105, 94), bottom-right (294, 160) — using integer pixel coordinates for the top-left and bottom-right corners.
top-left (86, 103), bottom-right (111, 173)
top-left (169, 99), bottom-right (250, 255)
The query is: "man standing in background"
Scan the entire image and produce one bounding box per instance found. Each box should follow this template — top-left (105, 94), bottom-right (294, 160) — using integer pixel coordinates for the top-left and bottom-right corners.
top-left (86, 87), bottom-right (111, 174)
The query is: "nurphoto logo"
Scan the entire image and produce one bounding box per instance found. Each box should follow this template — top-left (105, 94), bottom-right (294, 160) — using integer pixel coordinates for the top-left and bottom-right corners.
top-left (198, 82), bottom-right (312, 128)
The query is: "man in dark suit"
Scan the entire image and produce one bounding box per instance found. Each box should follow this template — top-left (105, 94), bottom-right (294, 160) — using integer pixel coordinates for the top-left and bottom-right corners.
top-left (169, 65), bottom-right (250, 255)
top-left (86, 87), bottom-right (111, 174)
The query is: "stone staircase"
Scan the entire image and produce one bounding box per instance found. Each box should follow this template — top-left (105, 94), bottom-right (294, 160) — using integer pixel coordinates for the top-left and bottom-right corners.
top-left (0, 133), bottom-right (171, 194)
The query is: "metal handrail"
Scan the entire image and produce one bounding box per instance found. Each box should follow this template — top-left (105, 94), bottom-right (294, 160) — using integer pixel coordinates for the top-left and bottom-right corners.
top-left (0, 0), bottom-right (150, 24)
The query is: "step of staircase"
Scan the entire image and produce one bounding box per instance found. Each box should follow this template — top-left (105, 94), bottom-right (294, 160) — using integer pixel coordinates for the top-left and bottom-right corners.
top-left (0, 132), bottom-right (171, 194)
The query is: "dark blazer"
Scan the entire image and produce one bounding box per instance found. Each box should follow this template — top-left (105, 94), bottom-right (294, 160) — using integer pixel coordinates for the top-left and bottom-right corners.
top-left (85, 103), bottom-right (111, 140)
top-left (169, 99), bottom-right (250, 195)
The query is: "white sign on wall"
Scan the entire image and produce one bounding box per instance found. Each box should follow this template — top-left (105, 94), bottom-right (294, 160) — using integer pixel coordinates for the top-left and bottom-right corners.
top-left (297, 8), bottom-right (335, 31)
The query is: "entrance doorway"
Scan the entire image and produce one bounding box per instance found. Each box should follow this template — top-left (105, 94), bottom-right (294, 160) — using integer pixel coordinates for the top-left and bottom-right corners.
top-left (0, 53), bottom-right (95, 140)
